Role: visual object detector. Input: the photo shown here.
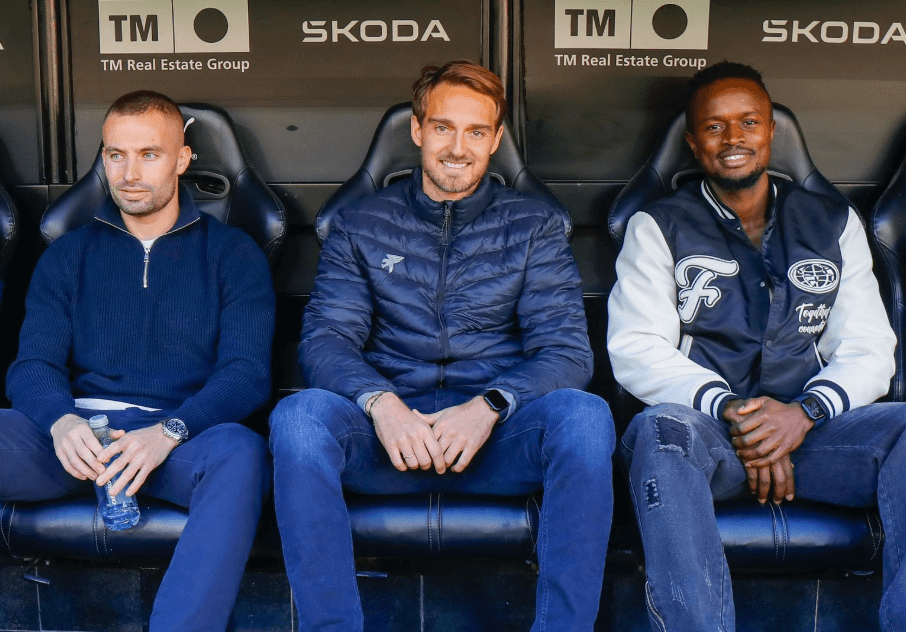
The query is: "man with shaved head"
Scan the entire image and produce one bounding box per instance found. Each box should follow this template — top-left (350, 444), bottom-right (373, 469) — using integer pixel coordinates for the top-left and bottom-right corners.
top-left (609, 62), bottom-right (906, 630)
top-left (0, 91), bottom-right (274, 631)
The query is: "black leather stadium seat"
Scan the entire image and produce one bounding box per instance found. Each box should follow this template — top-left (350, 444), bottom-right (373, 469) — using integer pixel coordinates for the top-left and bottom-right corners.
top-left (1, 103), bottom-right (285, 564)
top-left (0, 180), bottom-right (16, 302)
top-left (608, 104), bottom-right (882, 573)
top-left (316, 102), bottom-right (570, 242)
top-left (2, 494), bottom-right (539, 562)
top-left (309, 101), bottom-right (566, 564)
top-left (41, 103), bottom-right (286, 268)
top-left (609, 103), bottom-right (851, 250)
top-left (870, 152), bottom-right (906, 402)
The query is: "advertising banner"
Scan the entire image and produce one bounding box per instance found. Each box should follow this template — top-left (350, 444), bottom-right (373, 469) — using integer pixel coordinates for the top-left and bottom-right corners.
top-left (526, 0), bottom-right (906, 183)
top-left (69, 0), bottom-right (482, 180)
top-left (72, 0), bottom-right (480, 106)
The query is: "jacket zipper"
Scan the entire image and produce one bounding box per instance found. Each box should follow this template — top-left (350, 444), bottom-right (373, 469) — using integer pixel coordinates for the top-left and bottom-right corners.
top-left (142, 247), bottom-right (150, 288)
top-left (436, 204), bottom-right (452, 384)
top-left (95, 216), bottom-right (201, 289)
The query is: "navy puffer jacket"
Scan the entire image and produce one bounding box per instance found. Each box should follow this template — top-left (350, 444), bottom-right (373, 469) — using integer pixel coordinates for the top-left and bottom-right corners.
top-left (300, 170), bottom-right (593, 412)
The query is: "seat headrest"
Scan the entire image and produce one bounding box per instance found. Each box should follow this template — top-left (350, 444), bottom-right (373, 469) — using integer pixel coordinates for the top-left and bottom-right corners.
top-left (315, 102), bottom-right (571, 243)
top-left (608, 103), bottom-right (851, 249)
top-left (41, 103), bottom-right (285, 268)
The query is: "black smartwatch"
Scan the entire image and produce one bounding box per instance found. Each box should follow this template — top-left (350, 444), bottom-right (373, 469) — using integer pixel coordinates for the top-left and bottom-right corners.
top-left (799, 396), bottom-right (826, 423)
top-left (482, 389), bottom-right (509, 415)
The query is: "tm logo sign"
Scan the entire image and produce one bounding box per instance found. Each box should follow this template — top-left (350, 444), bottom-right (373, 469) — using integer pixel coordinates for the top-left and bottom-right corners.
top-left (98, 0), bottom-right (250, 54)
top-left (555, 0), bottom-right (710, 50)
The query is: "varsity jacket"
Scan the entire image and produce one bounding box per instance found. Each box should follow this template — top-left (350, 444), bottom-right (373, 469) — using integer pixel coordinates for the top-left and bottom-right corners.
top-left (300, 169), bottom-right (593, 413)
top-left (7, 186), bottom-right (275, 435)
top-left (607, 177), bottom-right (895, 421)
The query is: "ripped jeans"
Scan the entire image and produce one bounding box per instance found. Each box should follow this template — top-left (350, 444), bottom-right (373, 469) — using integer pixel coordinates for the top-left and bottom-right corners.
top-left (620, 402), bottom-right (906, 632)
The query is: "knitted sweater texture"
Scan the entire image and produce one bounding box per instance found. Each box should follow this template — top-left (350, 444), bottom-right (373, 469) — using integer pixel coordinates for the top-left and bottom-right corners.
top-left (7, 191), bottom-right (275, 435)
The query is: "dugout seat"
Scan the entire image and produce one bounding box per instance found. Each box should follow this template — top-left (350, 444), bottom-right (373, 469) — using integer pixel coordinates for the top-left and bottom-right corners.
top-left (608, 104), bottom-right (883, 573)
top-left (41, 102), bottom-right (285, 267)
top-left (2, 103), bottom-right (285, 564)
top-left (609, 103), bottom-right (851, 250)
top-left (870, 150), bottom-right (906, 402)
top-left (0, 180), bottom-right (16, 302)
top-left (316, 102), bottom-right (570, 242)
top-left (308, 101), bottom-right (568, 562)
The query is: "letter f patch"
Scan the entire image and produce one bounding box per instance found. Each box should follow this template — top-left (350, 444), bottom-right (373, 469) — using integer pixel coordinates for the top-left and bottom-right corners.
top-left (674, 256), bottom-right (740, 323)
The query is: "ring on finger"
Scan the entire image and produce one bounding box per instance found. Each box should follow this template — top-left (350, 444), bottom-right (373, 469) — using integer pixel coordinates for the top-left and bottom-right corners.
top-left (403, 454), bottom-right (416, 459)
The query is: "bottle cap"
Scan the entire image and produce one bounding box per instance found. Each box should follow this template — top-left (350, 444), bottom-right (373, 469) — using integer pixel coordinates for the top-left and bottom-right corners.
top-left (88, 414), bottom-right (109, 429)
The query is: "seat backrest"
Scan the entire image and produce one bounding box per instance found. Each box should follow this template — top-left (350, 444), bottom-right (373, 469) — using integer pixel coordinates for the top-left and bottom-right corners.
top-left (870, 152), bottom-right (906, 401)
top-left (315, 102), bottom-right (571, 244)
top-left (41, 103), bottom-right (285, 268)
top-left (608, 103), bottom-right (851, 250)
top-left (0, 180), bottom-right (17, 299)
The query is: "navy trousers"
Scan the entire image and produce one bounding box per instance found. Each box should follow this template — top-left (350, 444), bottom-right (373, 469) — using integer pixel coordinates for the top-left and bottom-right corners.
top-left (0, 407), bottom-right (271, 632)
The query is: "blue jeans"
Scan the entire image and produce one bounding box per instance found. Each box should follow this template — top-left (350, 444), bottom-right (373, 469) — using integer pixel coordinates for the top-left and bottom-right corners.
top-left (0, 408), bottom-right (271, 632)
top-left (620, 402), bottom-right (906, 632)
top-left (269, 388), bottom-right (615, 631)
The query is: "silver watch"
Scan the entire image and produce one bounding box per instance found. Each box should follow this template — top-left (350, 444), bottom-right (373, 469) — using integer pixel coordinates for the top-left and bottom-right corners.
top-left (161, 418), bottom-right (189, 444)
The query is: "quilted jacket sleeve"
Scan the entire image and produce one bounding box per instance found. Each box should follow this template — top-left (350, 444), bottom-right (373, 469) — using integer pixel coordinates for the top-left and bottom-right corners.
top-left (485, 210), bottom-right (594, 411)
top-left (300, 212), bottom-right (397, 402)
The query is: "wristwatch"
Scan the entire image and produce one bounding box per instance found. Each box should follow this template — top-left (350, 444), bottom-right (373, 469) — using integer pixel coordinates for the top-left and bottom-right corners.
top-left (161, 418), bottom-right (189, 444)
top-left (799, 396), bottom-right (826, 423)
top-left (482, 389), bottom-right (509, 415)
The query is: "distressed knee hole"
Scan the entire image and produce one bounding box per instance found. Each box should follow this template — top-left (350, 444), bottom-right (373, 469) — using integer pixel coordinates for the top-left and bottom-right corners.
top-left (644, 476), bottom-right (661, 510)
top-left (654, 416), bottom-right (690, 456)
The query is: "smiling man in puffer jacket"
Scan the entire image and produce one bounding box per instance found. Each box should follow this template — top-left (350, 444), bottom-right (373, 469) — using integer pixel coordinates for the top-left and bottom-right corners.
top-left (269, 60), bottom-right (615, 632)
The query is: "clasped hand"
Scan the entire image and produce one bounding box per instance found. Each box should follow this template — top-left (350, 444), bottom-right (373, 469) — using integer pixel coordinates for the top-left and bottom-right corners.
top-left (370, 394), bottom-right (498, 474)
top-left (723, 397), bottom-right (814, 505)
top-left (50, 414), bottom-right (179, 497)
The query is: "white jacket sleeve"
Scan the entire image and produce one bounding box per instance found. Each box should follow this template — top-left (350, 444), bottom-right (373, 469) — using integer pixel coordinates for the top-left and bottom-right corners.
top-left (805, 208), bottom-right (896, 417)
top-left (607, 212), bottom-right (739, 418)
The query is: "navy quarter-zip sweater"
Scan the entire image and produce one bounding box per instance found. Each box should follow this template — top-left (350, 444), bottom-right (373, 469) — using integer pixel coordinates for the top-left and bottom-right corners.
top-left (7, 187), bottom-right (275, 435)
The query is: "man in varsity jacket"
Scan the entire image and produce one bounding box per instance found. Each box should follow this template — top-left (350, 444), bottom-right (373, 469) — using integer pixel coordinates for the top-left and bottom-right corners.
top-left (0, 91), bottom-right (274, 631)
top-left (608, 62), bottom-right (906, 631)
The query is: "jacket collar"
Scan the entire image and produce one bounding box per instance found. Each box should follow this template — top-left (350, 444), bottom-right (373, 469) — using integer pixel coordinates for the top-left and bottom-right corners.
top-left (700, 176), bottom-right (779, 224)
top-left (406, 168), bottom-right (498, 228)
top-left (95, 183), bottom-right (201, 235)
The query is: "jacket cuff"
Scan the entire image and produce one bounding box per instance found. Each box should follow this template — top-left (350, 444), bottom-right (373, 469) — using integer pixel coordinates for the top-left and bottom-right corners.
top-left (357, 390), bottom-right (384, 412)
top-left (800, 379), bottom-right (850, 420)
top-left (490, 389), bottom-right (516, 423)
top-left (693, 381), bottom-right (737, 421)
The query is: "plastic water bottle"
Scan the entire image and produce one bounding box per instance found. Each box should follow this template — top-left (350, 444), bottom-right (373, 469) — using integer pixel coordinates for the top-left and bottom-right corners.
top-left (88, 414), bottom-right (140, 531)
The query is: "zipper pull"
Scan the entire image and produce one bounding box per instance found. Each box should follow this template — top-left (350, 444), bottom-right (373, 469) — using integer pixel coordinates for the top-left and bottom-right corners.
top-left (142, 248), bottom-right (150, 289)
top-left (442, 204), bottom-right (451, 246)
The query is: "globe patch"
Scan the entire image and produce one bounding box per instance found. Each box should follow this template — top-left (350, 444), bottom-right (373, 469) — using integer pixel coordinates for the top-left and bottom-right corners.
top-left (787, 259), bottom-right (839, 294)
